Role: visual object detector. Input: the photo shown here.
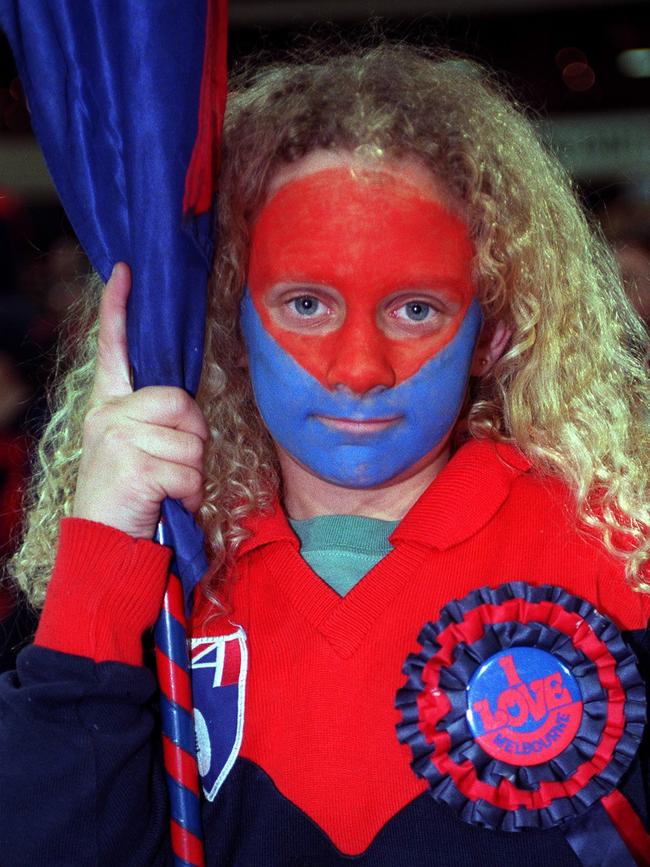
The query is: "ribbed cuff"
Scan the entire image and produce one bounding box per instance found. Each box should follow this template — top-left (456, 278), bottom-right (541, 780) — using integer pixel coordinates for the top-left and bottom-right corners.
top-left (35, 517), bottom-right (173, 666)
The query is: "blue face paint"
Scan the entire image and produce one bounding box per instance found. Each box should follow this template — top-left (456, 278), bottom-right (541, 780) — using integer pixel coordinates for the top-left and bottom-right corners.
top-left (240, 289), bottom-right (483, 488)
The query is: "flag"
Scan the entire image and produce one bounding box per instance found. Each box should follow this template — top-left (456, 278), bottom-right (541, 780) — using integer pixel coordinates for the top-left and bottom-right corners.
top-left (0, 3), bottom-right (228, 863)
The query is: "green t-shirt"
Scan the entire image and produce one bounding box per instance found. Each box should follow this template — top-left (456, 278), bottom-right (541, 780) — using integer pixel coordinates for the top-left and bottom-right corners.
top-left (288, 514), bottom-right (400, 597)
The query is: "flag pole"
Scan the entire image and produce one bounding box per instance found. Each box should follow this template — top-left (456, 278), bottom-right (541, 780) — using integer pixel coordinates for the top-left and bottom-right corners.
top-left (155, 524), bottom-right (205, 867)
top-left (153, 4), bottom-right (227, 863)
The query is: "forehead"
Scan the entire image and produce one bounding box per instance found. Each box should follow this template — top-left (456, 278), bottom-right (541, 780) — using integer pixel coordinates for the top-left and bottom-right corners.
top-left (249, 154), bottom-right (474, 294)
top-left (265, 149), bottom-right (458, 213)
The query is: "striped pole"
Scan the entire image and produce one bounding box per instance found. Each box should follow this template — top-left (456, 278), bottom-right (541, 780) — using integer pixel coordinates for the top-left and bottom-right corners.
top-left (154, 527), bottom-right (205, 867)
top-left (152, 3), bottom-right (226, 859)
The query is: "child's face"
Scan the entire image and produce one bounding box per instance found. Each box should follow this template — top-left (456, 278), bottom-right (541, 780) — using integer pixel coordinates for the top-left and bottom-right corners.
top-left (241, 153), bottom-right (482, 489)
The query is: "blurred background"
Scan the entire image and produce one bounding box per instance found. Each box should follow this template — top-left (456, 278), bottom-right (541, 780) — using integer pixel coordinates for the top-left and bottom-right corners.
top-left (0, 0), bottom-right (649, 659)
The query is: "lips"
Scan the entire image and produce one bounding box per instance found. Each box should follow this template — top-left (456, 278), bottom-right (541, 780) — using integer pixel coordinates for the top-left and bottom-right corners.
top-left (314, 414), bottom-right (402, 434)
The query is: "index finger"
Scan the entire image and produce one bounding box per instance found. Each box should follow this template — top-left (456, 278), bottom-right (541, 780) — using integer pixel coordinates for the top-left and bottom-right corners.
top-left (93, 262), bottom-right (133, 400)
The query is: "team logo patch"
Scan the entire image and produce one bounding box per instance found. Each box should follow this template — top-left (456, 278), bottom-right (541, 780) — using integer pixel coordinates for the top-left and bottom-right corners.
top-left (396, 582), bottom-right (646, 832)
top-left (190, 626), bottom-right (248, 801)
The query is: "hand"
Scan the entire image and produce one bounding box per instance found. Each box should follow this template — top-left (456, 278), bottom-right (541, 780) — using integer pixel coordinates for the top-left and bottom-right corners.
top-left (73, 263), bottom-right (209, 539)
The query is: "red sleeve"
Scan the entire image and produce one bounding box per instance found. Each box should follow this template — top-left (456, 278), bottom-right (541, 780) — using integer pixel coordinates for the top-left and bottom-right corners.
top-left (35, 517), bottom-right (172, 665)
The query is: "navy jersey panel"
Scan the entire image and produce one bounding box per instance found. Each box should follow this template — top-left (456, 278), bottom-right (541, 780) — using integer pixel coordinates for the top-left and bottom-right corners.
top-left (1, 637), bottom-right (648, 866)
top-left (204, 756), bottom-right (582, 867)
top-left (0, 645), bottom-right (172, 867)
top-left (622, 626), bottom-right (650, 827)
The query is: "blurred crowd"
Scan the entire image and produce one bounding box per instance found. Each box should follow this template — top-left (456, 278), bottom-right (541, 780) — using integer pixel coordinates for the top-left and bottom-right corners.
top-left (0, 188), bottom-right (88, 667)
top-left (597, 188), bottom-right (650, 328)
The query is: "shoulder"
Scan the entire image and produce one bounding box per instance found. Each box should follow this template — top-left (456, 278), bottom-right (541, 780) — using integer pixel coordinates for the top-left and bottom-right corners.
top-left (483, 442), bottom-right (650, 631)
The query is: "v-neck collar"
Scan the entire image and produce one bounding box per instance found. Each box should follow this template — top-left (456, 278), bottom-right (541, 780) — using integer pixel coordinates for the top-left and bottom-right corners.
top-left (236, 439), bottom-right (531, 657)
top-left (391, 439), bottom-right (530, 549)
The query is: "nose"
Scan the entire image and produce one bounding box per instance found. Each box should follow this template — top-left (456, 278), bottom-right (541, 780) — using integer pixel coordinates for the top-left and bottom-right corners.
top-left (325, 323), bottom-right (396, 394)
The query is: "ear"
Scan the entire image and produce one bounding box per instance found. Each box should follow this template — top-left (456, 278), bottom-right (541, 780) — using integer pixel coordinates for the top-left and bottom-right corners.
top-left (470, 319), bottom-right (511, 377)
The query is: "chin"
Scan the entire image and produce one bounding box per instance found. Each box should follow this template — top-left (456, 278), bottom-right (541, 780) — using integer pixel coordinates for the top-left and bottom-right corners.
top-left (277, 439), bottom-right (452, 492)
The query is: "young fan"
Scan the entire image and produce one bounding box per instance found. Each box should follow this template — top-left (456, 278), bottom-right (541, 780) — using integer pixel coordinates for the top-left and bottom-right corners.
top-left (2, 46), bottom-right (650, 866)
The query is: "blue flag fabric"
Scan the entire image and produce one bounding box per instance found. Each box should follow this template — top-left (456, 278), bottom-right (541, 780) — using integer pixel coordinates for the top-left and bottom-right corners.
top-left (0, 0), bottom-right (212, 601)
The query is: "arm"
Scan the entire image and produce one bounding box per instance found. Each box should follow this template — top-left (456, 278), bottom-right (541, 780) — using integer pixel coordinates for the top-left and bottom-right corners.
top-left (0, 521), bottom-right (173, 866)
top-left (0, 264), bottom-right (208, 865)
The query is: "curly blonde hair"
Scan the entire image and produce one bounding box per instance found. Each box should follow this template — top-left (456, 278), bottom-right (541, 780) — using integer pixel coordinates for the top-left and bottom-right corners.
top-left (12, 43), bottom-right (650, 607)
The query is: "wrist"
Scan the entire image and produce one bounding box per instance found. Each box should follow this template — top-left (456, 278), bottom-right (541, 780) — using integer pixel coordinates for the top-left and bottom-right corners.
top-left (35, 517), bottom-right (172, 665)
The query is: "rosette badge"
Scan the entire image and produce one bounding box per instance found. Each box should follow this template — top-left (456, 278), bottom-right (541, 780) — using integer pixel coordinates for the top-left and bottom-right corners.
top-left (396, 582), bottom-right (646, 832)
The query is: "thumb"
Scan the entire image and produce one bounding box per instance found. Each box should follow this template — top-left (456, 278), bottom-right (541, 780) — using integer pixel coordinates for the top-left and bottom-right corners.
top-left (93, 262), bottom-right (133, 401)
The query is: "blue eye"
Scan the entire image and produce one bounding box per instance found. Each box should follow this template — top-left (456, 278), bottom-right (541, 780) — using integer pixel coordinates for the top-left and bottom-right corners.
top-left (403, 301), bottom-right (431, 321)
top-left (292, 296), bottom-right (321, 316)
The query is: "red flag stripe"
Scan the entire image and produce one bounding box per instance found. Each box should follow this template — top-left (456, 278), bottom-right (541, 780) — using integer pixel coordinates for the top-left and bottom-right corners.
top-left (182, 0), bottom-right (228, 215)
top-left (155, 647), bottom-right (194, 711)
top-left (163, 572), bottom-right (187, 627)
top-left (221, 635), bottom-right (241, 685)
top-left (170, 817), bottom-right (206, 867)
top-left (162, 735), bottom-right (201, 797)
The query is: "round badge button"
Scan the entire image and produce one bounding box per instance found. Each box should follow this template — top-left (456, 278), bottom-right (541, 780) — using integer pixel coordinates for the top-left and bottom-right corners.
top-left (465, 647), bottom-right (583, 767)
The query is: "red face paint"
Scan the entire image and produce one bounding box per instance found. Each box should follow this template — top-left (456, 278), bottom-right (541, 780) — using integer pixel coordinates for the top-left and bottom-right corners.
top-left (247, 167), bottom-right (476, 392)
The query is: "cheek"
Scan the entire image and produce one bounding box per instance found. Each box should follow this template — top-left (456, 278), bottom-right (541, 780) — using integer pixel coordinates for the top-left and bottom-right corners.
top-left (240, 290), bottom-right (483, 488)
top-left (251, 298), bottom-right (473, 389)
top-left (387, 300), bottom-right (483, 427)
top-left (255, 319), bottom-right (342, 387)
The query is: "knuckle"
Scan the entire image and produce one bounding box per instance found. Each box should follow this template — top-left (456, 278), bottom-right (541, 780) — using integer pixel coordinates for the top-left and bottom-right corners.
top-left (139, 454), bottom-right (158, 484)
top-left (197, 413), bottom-right (210, 440)
top-left (103, 421), bottom-right (131, 451)
top-left (166, 388), bottom-right (192, 418)
top-left (185, 435), bottom-right (205, 465)
top-left (188, 399), bottom-right (206, 423)
top-left (185, 467), bottom-right (204, 496)
top-left (83, 404), bottom-right (125, 447)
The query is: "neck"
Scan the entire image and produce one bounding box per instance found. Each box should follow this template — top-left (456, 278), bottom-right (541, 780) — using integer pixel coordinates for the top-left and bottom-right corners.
top-left (278, 444), bottom-right (450, 521)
